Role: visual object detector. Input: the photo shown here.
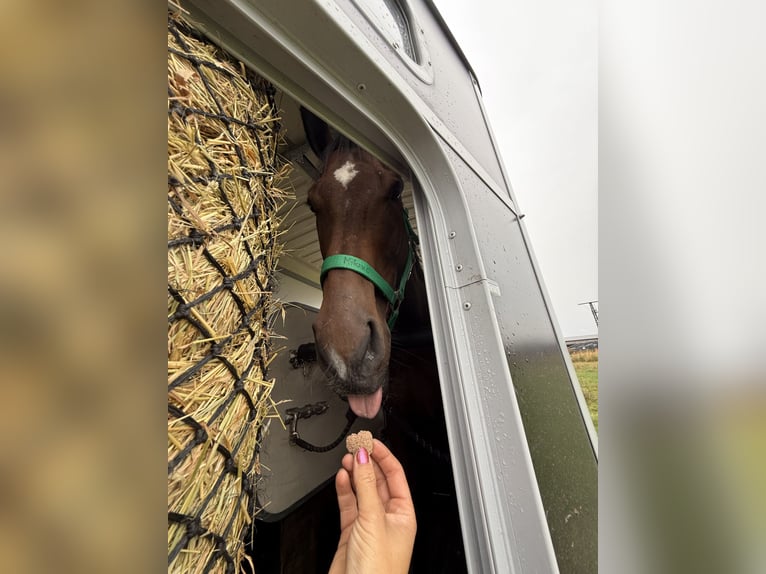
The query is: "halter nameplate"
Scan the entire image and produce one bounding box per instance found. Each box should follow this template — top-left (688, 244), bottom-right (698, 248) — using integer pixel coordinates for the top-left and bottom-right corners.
top-left (319, 209), bottom-right (418, 330)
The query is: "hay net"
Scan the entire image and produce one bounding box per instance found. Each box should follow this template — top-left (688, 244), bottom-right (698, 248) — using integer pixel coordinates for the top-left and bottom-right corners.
top-left (168, 10), bottom-right (290, 573)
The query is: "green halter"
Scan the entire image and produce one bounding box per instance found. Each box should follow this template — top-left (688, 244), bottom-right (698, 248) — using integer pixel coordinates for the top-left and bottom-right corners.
top-left (320, 209), bottom-right (419, 330)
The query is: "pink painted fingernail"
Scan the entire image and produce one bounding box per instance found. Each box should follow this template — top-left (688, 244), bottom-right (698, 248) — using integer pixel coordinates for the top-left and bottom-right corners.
top-left (356, 447), bottom-right (369, 464)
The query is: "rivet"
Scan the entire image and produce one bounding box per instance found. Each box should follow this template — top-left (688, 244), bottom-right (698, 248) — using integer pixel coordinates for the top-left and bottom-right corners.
top-left (463, 302), bottom-right (471, 310)
top-left (448, 231), bottom-right (456, 239)
top-left (357, 83), bottom-right (366, 92)
top-left (456, 264), bottom-right (463, 272)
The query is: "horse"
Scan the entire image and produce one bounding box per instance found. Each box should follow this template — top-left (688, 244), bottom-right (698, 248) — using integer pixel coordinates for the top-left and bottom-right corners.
top-left (301, 108), bottom-right (466, 573)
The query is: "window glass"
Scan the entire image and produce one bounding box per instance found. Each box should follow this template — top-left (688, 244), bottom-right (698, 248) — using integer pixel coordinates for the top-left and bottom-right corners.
top-left (356, 0), bottom-right (417, 61)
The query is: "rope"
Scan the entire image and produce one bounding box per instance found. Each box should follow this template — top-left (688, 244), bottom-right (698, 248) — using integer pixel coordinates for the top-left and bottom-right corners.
top-left (289, 408), bottom-right (358, 453)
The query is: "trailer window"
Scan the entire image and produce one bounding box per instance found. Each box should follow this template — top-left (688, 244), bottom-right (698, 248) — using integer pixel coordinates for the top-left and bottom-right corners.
top-left (355, 0), bottom-right (417, 61)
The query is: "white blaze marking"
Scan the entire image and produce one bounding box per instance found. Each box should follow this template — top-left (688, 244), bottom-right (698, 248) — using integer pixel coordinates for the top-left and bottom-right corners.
top-left (333, 161), bottom-right (358, 189)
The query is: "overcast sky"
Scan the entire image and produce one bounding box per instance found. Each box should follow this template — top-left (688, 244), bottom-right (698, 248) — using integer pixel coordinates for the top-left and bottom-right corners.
top-left (435, 0), bottom-right (598, 338)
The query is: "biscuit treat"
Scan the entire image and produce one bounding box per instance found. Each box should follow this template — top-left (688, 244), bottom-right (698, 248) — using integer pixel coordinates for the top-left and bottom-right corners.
top-left (345, 430), bottom-right (374, 456)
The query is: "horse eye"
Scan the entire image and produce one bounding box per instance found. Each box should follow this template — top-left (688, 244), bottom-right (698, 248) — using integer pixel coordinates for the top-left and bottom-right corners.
top-left (390, 179), bottom-right (404, 201)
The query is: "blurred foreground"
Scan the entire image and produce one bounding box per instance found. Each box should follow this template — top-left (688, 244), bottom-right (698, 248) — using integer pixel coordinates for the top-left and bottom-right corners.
top-left (0, 2), bottom-right (161, 572)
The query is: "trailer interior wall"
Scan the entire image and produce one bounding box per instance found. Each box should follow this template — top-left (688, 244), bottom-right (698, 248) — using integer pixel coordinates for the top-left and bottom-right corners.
top-left (183, 1), bottom-right (597, 571)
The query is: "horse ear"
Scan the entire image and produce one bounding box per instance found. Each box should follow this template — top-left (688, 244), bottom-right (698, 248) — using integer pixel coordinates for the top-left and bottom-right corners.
top-left (300, 106), bottom-right (333, 160)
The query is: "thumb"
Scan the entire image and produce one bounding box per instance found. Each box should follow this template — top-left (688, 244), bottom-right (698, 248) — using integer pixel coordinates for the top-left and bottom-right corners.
top-left (351, 447), bottom-right (383, 518)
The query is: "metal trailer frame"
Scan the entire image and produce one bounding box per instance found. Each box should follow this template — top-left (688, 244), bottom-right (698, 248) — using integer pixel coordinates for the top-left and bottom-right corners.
top-left (181, 1), bottom-right (598, 572)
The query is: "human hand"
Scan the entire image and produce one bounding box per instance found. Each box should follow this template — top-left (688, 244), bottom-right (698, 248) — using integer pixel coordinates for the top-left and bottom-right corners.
top-left (329, 439), bottom-right (417, 574)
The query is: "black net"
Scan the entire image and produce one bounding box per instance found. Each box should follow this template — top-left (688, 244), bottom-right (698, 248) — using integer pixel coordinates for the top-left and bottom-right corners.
top-left (167, 11), bottom-right (289, 573)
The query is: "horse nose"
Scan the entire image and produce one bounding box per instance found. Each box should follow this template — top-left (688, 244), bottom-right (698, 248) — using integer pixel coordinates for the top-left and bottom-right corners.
top-left (312, 313), bottom-right (386, 386)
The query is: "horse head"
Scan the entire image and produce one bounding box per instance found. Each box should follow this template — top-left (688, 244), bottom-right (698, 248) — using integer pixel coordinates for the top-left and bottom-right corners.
top-left (301, 108), bottom-right (414, 419)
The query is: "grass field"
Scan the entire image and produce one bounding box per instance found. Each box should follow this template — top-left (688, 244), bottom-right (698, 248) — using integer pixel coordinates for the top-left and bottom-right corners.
top-left (570, 349), bottom-right (598, 432)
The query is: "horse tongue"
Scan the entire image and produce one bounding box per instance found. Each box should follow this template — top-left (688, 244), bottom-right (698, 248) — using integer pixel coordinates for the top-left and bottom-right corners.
top-left (347, 387), bottom-right (383, 419)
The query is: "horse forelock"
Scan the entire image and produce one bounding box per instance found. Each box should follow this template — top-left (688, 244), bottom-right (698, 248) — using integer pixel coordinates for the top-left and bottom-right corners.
top-left (318, 134), bottom-right (355, 165)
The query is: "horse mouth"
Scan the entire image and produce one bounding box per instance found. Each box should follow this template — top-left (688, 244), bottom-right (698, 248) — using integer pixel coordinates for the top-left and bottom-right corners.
top-left (317, 341), bottom-right (388, 419)
top-left (347, 387), bottom-right (383, 419)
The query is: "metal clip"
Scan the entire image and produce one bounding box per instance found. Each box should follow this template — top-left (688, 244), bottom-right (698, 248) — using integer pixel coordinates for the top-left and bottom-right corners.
top-left (285, 401), bottom-right (329, 441)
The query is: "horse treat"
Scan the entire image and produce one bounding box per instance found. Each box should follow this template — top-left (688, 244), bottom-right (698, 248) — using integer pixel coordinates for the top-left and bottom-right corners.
top-left (345, 430), bottom-right (374, 455)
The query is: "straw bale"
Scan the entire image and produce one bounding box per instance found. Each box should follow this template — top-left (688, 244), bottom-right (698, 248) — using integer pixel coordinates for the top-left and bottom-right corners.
top-left (167, 10), bottom-right (291, 573)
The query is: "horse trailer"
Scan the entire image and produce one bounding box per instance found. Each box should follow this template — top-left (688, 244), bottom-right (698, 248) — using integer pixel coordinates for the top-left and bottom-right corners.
top-left (175, 0), bottom-right (597, 571)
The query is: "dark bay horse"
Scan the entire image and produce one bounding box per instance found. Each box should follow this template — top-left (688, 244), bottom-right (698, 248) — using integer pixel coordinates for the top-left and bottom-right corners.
top-left (301, 109), bottom-right (466, 572)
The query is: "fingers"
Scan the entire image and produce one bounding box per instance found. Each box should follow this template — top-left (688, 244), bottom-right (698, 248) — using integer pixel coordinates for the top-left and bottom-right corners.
top-left (340, 439), bottom-right (412, 518)
top-left (369, 439), bottom-right (413, 505)
top-left (343, 451), bottom-right (391, 504)
top-left (351, 446), bottom-right (385, 518)
top-left (335, 467), bottom-right (358, 534)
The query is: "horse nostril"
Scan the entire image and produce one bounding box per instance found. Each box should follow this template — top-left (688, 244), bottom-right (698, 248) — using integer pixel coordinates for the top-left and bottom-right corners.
top-left (367, 320), bottom-right (385, 360)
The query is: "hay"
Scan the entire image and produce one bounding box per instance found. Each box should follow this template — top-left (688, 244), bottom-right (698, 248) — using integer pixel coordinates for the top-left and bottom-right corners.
top-left (167, 10), bottom-right (291, 573)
